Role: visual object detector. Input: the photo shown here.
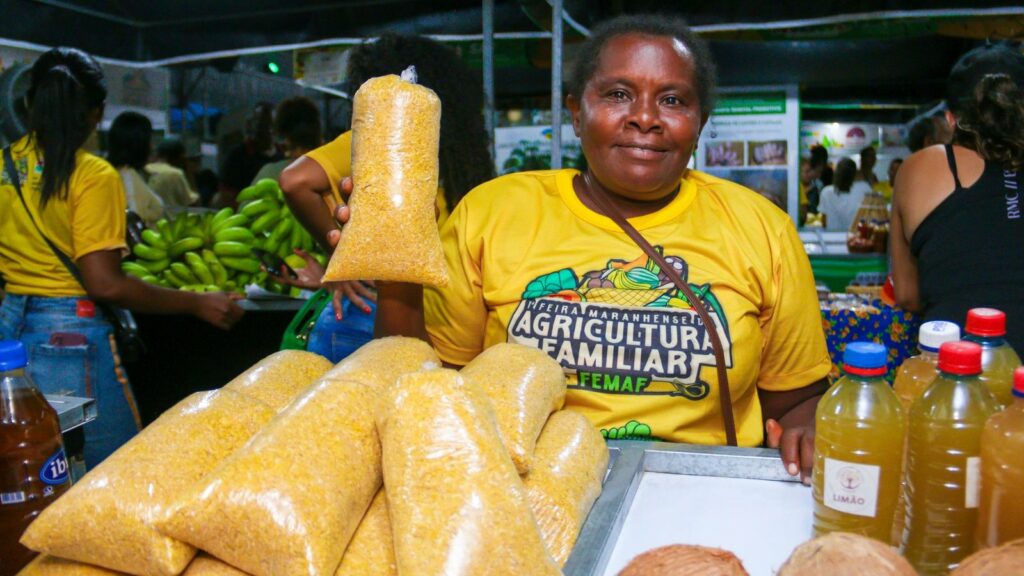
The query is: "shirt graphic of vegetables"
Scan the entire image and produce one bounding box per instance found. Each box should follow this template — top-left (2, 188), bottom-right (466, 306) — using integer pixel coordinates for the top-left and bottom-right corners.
top-left (602, 420), bottom-right (657, 441)
top-left (521, 246), bottom-right (725, 323)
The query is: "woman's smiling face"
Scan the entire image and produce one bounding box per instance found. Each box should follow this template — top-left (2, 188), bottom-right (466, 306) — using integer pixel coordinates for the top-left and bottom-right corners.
top-left (568, 33), bottom-right (706, 202)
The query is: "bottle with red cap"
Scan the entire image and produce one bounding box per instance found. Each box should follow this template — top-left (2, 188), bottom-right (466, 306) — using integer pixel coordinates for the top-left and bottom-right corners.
top-left (976, 366), bottom-right (1024, 549)
top-left (963, 307), bottom-right (1021, 406)
top-left (902, 341), bottom-right (1001, 575)
top-left (0, 340), bottom-right (71, 575)
top-left (812, 342), bottom-right (905, 543)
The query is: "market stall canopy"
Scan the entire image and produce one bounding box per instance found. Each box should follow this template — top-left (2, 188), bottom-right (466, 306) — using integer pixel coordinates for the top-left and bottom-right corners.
top-left (2, 0), bottom-right (1022, 110)
top-left (3, 0), bottom-right (1022, 65)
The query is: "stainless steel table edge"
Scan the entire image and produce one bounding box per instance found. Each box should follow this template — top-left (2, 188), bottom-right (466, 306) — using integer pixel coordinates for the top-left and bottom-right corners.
top-left (44, 394), bottom-right (97, 434)
top-left (565, 441), bottom-right (797, 576)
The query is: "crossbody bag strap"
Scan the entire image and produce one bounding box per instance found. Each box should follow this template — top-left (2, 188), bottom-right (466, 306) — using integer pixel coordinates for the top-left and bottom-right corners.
top-left (578, 174), bottom-right (738, 446)
top-left (4, 146), bottom-right (87, 287)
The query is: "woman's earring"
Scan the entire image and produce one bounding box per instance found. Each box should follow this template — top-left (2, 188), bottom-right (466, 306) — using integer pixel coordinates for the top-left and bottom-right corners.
top-left (956, 119), bottom-right (974, 133)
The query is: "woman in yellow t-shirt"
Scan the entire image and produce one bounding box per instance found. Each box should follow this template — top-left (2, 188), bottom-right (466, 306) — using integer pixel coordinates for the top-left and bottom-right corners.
top-left (0, 48), bottom-right (244, 467)
top-left (330, 16), bottom-right (831, 481)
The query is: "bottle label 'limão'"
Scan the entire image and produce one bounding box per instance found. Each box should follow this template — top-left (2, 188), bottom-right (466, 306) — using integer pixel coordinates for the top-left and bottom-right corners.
top-left (824, 458), bottom-right (880, 518)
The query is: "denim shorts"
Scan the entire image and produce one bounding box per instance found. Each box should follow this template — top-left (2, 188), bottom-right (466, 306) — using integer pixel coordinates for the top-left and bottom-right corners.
top-left (0, 294), bottom-right (142, 469)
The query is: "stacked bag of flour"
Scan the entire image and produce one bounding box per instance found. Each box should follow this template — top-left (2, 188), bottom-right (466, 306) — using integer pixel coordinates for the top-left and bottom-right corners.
top-left (18, 340), bottom-right (605, 576)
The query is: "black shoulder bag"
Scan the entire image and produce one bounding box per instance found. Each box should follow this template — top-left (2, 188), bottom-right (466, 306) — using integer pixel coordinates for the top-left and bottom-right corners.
top-left (4, 146), bottom-right (146, 362)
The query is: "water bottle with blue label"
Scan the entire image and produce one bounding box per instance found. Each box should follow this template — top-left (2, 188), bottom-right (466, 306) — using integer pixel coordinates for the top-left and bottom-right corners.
top-left (0, 340), bottom-right (71, 575)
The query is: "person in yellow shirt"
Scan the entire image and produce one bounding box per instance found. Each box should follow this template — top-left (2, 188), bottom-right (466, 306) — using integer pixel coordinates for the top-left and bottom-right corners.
top-left (331, 15), bottom-right (831, 481)
top-left (279, 33), bottom-right (494, 327)
top-left (0, 48), bottom-right (244, 467)
top-left (873, 157), bottom-right (903, 202)
top-left (146, 138), bottom-right (198, 208)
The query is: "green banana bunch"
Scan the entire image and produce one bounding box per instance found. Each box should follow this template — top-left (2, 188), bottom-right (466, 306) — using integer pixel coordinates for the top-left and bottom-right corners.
top-left (127, 177), bottom-right (327, 296)
top-left (213, 241), bottom-right (253, 258)
top-left (184, 252), bottom-right (215, 285)
top-left (214, 227), bottom-right (256, 245)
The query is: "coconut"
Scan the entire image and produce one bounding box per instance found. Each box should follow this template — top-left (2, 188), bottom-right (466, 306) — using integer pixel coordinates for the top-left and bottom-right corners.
top-left (951, 538), bottom-right (1024, 575)
top-left (778, 533), bottom-right (915, 576)
top-left (618, 544), bottom-right (748, 576)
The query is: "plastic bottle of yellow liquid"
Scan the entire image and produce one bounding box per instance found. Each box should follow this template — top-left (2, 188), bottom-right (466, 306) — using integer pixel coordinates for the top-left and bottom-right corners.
top-left (813, 342), bottom-right (905, 543)
top-left (891, 321), bottom-right (961, 544)
top-left (903, 341), bottom-right (1001, 575)
top-left (964, 308), bottom-right (1021, 406)
top-left (976, 366), bottom-right (1024, 549)
top-left (894, 321), bottom-right (961, 412)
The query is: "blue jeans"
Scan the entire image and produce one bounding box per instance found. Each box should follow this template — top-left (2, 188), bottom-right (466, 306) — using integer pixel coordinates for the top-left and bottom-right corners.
top-left (306, 299), bottom-right (376, 363)
top-left (0, 294), bottom-right (141, 469)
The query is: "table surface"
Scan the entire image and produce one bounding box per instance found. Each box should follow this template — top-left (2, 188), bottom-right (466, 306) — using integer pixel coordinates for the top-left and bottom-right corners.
top-left (601, 472), bottom-right (813, 575)
top-left (566, 442), bottom-right (814, 576)
top-left (46, 394), bottom-right (96, 434)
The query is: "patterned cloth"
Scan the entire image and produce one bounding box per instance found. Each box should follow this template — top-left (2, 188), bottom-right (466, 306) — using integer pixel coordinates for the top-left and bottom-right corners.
top-left (822, 298), bottom-right (922, 382)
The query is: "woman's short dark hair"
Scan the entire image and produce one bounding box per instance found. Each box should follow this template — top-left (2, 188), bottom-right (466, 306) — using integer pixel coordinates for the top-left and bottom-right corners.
top-left (346, 33), bottom-right (495, 208)
top-left (27, 47), bottom-right (107, 207)
top-left (107, 111), bottom-right (152, 171)
top-left (274, 96), bottom-right (321, 151)
top-left (833, 158), bottom-right (857, 192)
top-left (567, 14), bottom-right (717, 119)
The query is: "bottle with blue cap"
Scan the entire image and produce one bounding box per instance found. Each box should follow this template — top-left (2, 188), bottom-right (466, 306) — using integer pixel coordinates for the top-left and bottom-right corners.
top-left (0, 339), bottom-right (71, 574)
top-left (976, 366), bottom-right (1024, 549)
top-left (812, 341), bottom-right (906, 543)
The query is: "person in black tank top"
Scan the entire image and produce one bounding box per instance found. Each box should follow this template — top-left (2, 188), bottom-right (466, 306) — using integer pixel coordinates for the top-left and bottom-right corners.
top-left (911, 145), bottom-right (1024, 352)
top-left (891, 42), bottom-right (1024, 354)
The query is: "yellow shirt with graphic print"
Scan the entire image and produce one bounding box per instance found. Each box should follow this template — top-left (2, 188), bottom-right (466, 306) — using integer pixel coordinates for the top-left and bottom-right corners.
top-left (304, 130), bottom-right (450, 228)
top-left (425, 168), bottom-right (831, 446)
top-left (0, 135), bottom-right (127, 296)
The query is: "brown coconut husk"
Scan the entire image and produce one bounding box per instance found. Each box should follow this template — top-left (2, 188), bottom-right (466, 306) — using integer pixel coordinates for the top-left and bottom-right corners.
top-left (951, 538), bottom-right (1024, 575)
top-left (618, 544), bottom-right (748, 576)
top-left (778, 533), bottom-right (915, 576)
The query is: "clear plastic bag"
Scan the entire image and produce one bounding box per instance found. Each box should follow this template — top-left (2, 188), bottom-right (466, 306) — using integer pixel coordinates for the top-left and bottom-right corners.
top-left (21, 390), bottom-right (276, 576)
top-left (223, 349), bottom-right (333, 411)
top-left (378, 368), bottom-right (561, 575)
top-left (328, 336), bottom-right (439, 395)
top-left (158, 377), bottom-right (381, 576)
top-left (460, 343), bottom-right (566, 474)
top-left (17, 555), bottom-right (126, 575)
top-left (523, 410), bottom-right (609, 566)
top-left (333, 490), bottom-right (396, 576)
top-left (323, 71), bottom-right (447, 286)
top-left (182, 554), bottom-right (252, 576)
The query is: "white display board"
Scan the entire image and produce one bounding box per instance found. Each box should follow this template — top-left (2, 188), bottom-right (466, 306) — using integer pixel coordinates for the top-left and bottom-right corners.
top-left (696, 86), bottom-right (801, 224)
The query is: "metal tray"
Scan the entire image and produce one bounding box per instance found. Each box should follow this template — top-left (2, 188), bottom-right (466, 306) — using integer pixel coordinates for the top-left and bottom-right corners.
top-left (45, 394), bottom-right (97, 434)
top-left (566, 441), bottom-right (813, 576)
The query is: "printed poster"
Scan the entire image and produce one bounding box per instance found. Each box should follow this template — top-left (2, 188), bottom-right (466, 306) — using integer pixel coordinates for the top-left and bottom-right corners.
top-left (696, 86), bottom-right (800, 224)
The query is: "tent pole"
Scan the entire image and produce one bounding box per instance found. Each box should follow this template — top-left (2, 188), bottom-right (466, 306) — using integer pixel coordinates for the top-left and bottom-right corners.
top-left (551, 0), bottom-right (563, 169)
top-left (483, 0), bottom-right (496, 162)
